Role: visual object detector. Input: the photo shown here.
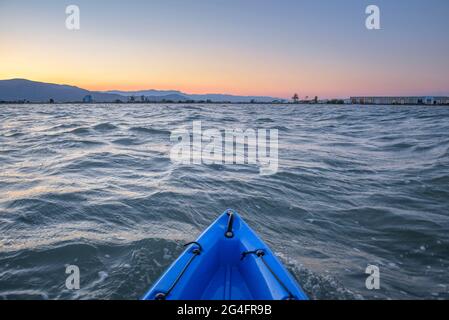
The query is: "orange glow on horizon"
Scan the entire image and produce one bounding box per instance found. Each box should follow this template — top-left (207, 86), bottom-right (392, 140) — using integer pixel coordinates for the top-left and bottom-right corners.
top-left (1, 27), bottom-right (447, 99)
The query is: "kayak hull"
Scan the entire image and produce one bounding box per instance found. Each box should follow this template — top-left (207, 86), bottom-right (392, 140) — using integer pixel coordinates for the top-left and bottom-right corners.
top-left (143, 210), bottom-right (308, 300)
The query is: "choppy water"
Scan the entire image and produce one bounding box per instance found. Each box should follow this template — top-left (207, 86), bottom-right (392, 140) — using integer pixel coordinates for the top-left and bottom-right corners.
top-left (1, 103), bottom-right (449, 300)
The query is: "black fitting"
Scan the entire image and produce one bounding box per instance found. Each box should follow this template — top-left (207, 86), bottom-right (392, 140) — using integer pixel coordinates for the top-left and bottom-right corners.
top-left (155, 292), bottom-right (166, 300)
top-left (225, 211), bottom-right (235, 238)
top-left (256, 250), bottom-right (265, 257)
top-left (241, 249), bottom-right (265, 260)
top-left (184, 241), bottom-right (203, 254)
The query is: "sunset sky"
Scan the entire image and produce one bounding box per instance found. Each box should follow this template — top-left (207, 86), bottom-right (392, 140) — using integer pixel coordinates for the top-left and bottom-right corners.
top-left (1, 0), bottom-right (448, 98)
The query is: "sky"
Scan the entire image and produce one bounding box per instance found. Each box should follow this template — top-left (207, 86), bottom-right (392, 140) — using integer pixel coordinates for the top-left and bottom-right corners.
top-left (0, 0), bottom-right (448, 98)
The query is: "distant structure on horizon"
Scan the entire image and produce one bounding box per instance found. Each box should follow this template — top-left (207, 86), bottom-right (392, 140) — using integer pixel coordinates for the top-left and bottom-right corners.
top-left (82, 95), bottom-right (93, 103)
top-left (351, 96), bottom-right (449, 105)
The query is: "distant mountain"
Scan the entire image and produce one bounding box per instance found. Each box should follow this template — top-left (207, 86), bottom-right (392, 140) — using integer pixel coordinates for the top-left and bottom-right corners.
top-left (105, 89), bottom-right (283, 103)
top-left (0, 78), bottom-right (285, 103)
top-left (106, 89), bottom-right (186, 97)
top-left (146, 93), bottom-right (191, 101)
top-left (0, 79), bottom-right (125, 103)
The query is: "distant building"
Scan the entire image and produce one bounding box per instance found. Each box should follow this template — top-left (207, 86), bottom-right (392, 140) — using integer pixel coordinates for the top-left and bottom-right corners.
top-left (83, 95), bottom-right (93, 103)
top-left (350, 96), bottom-right (449, 105)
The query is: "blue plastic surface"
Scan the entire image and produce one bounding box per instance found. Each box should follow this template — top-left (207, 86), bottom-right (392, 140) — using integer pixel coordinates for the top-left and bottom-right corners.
top-left (142, 210), bottom-right (308, 300)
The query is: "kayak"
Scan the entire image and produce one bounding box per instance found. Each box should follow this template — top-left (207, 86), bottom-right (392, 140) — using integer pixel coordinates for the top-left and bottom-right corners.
top-left (143, 209), bottom-right (308, 300)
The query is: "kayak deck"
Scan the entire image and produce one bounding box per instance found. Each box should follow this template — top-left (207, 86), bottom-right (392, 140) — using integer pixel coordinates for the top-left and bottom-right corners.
top-left (143, 210), bottom-right (308, 300)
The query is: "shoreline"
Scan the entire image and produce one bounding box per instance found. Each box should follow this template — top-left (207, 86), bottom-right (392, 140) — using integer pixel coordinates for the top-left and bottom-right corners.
top-left (1, 102), bottom-right (449, 106)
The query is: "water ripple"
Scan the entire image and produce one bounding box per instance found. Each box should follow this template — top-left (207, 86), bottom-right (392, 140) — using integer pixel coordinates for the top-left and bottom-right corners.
top-left (1, 103), bottom-right (449, 300)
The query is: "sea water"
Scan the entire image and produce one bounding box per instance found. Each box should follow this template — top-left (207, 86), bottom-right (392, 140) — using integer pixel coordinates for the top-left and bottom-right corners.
top-left (0, 103), bottom-right (448, 299)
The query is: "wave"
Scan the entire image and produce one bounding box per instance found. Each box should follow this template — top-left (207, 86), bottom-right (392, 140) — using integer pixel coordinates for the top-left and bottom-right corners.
top-left (93, 123), bottom-right (118, 131)
top-left (129, 127), bottom-right (170, 135)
